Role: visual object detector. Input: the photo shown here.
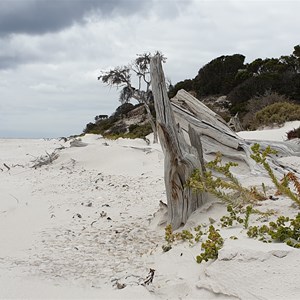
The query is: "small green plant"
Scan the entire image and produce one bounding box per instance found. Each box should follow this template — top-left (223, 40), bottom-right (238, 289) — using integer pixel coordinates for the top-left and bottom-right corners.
top-left (247, 214), bottom-right (300, 248)
top-left (163, 224), bottom-right (223, 263)
top-left (162, 225), bottom-right (197, 252)
top-left (187, 152), bottom-right (266, 206)
top-left (220, 205), bottom-right (244, 227)
top-left (247, 224), bottom-right (271, 243)
top-left (196, 225), bottom-right (224, 263)
top-left (251, 144), bottom-right (300, 206)
top-left (261, 182), bottom-right (267, 197)
top-left (164, 224), bottom-right (175, 243)
top-left (220, 205), bottom-right (253, 229)
top-left (194, 225), bottom-right (204, 243)
top-left (244, 205), bottom-right (253, 229)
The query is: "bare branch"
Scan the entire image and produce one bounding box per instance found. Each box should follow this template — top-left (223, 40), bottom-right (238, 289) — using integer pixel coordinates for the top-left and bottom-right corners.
top-left (31, 151), bottom-right (59, 168)
top-left (3, 163), bottom-right (10, 171)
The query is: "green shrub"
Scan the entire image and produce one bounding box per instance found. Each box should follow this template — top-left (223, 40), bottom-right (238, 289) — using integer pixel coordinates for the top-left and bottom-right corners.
top-left (126, 123), bottom-right (152, 139)
top-left (163, 224), bottom-right (223, 264)
top-left (196, 225), bottom-right (224, 263)
top-left (254, 102), bottom-right (300, 128)
top-left (247, 214), bottom-right (300, 248)
top-left (251, 144), bottom-right (300, 206)
top-left (187, 152), bottom-right (266, 206)
top-left (242, 91), bottom-right (290, 129)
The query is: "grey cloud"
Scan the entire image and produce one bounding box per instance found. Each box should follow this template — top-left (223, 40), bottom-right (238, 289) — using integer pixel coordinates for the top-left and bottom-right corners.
top-left (0, 0), bottom-right (152, 37)
top-left (0, 51), bottom-right (36, 69)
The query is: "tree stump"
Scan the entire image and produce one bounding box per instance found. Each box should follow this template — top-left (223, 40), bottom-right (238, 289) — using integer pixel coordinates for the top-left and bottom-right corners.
top-left (150, 56), bottom-right (300, 229)
top-left (150, 55), bottom-right (207, 229)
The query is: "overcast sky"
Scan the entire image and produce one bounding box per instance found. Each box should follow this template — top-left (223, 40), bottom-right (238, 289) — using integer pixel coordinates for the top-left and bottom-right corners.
top-left (0, 0), bottom-right (299, 138)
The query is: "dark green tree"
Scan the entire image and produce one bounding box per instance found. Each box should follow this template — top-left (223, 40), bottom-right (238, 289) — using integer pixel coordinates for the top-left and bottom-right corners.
top-left (168, 79), bottom-right (194, 99)
top-left (193, 54), bottom-right (246, 97)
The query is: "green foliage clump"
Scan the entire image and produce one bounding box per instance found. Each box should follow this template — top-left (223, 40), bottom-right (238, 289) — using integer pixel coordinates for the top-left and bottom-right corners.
top-left (126, 123), bottom-right (152, 139)
top-left (220, 205), bottom-right (244, 227)
top-left (163, 224), bottom-right (203, 247)
top-left (196, 225), bottom-right (224, 263)
top-left (242, 91), bottom-right (291, 129)
top-left (220, 205), bottom-right (254, 229)
top-left (251, 144), bottom-right (300, 206)
top-left (187, 152), bottom-right (266, 206)
top-left (221, 204), bottom-right (274, 229)
top-left (247, 214), bottom-right (300, 248)
top-left (254, 102), bottom-right (300, 127)
top-left (163, 224), bottom-right (223, 264)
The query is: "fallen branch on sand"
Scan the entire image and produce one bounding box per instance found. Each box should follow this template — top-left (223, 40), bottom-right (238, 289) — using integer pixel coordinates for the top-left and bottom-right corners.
top-left (3, 163), bottom-right (10, 171)
top-left (143, 268), bottom-right (155, 285)
top-left (31, 151), bottom-right (59, 168)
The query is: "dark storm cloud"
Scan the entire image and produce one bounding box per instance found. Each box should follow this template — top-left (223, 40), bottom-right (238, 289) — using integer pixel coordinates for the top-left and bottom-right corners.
top-left (0, 0), bottom-right (151, 36)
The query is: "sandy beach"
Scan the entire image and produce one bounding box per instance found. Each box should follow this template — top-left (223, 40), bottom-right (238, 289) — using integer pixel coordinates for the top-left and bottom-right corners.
top-left (1, 122), bottom-right (300, 299)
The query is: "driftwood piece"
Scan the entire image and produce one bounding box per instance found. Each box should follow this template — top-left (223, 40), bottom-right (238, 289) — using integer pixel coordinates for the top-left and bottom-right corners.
top-left (171, 89), bottom-right (300, 175)
top-left (228, 113), bottom-right (243, 132)
top-left (31, 151), bottom-right (59, 168)
top-left (150, 57), bottom-right (299, 229)
top-left (70, 139), bottom-right (88, 147)
top-left (150, 55), bottom-right (207, 229)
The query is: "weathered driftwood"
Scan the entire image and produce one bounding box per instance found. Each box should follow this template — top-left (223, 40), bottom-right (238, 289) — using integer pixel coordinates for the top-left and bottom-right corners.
top-left (31, 151), bottom-right (59, 168)
top-left (171, 89), bottom-right (300, 175)
top-left (70, 139), bottom-right (88, 147)
top-left (150, 55), bottom-right (207, 229)
top-left (228, 113), bottom-right (244, 132)
top-left (150, 56), bottom-right (300, 229)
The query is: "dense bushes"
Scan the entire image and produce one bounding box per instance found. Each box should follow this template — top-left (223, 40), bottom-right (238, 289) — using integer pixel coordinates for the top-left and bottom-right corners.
top-left (254, 102), bottom-right (300, 128)
top-left (168, 45), bottom-right (300, 126)
top-left (242, 92), bottom-right (291, 129)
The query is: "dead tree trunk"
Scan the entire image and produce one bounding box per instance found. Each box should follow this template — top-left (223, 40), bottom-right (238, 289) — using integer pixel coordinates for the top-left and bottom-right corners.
top-left (170, 89), bottom-right (300, 176)
top-left (143, 102), bottom-right (158, 144)
top-left (150, 56), bottom-right (300, 229)
top-left (150, 55), bottom-right (207, 229)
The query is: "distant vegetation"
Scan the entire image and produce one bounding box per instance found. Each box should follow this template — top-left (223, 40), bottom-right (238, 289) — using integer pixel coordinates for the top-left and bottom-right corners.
top-left (254, 102), bottom-right (300, 128)
top-left (83, 102), bottom-right (153, 140)
top-left (85, 45), bottom-right (300, 138)
top-left (169, 44), bottom-right (300, 129)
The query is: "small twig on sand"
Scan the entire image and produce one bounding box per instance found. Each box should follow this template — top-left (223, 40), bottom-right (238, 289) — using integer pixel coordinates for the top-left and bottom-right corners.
top-left (3, 163), bottom-right (10, 171)
top-left (143, 268), bottom-right (155, 285)
top-left (9, 194), bottom-right (19, 204)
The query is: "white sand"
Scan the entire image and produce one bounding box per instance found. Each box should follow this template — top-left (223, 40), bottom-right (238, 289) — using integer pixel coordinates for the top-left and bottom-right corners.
top-left (237, 121), bottom-right (300, 141)
top-left (0, 123), bottom-right (300, 299)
